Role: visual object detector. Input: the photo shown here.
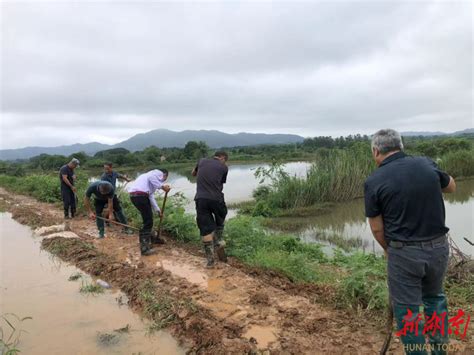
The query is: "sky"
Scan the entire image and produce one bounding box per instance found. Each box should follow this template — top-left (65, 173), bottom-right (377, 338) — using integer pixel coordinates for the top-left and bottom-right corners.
top-left (1, 0), bottom-right (472, 149)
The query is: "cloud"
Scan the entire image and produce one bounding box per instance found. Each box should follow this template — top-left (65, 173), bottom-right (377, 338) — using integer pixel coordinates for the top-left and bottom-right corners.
top-left (1, 0), bottom-right (472, 148)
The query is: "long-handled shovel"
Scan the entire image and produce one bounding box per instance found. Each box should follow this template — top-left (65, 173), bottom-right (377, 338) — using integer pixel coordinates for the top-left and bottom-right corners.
top-left (153, 190), bottom-right (169, 243)
top-left (96, 216), bottom-right (140, 231)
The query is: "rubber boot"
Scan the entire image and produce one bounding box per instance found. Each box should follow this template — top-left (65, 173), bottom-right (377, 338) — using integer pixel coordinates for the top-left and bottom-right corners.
top-left (139, 230), bottom-right (153, 255)
top-left (214, 227), bottom-right (227, 262)
top-left (423, 294), bottom-right (449, 355)
top-left (393, 304), bottom-right (428, 355)
top-left (203, 241), bottom-right (215, 268)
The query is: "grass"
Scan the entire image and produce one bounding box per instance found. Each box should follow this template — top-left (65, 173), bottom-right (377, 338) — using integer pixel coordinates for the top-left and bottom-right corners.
top-left (252, 148), bottom-right (374, 211)
top-left (1, 169), bottom-right (473, 315)
top-left (137, 280), bottom-right (197, 333)
top-left (68, 272), bottom-right (83, 281)
top-left (0, 313), bottom-right (32, 355)
top-left (80, 281), bottom-right (105, 294)
top-left (0, 172), bottom-right (89, 210)
top-left (439, 149), bottom-right (474, 178)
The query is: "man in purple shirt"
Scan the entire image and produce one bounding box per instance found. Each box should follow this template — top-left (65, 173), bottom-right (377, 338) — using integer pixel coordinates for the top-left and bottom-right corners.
top-left (127, 169), bottom-right (171, 255)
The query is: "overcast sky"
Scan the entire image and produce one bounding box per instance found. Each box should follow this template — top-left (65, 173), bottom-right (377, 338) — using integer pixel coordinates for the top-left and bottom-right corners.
top-left (1, 0), bottom-right (472, 149)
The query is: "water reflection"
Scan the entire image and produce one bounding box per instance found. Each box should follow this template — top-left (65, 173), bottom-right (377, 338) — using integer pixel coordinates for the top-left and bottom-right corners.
top-left (444, 179), bottom-right (474, 204)
top-left (0, 213), bottom-right (184, 355)
top-left (297, 179), bottom-right (474, 256)
top-left (90, 164), bottom-right (473, 256)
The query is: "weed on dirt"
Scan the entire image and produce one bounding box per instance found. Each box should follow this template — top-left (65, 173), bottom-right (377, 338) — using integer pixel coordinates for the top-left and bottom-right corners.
top-left (96, 332), bottom-right (120, 346)
top-left (68, 272), bottom-right (83, 281)
top-left (80, 281), bottom-right (104, 294)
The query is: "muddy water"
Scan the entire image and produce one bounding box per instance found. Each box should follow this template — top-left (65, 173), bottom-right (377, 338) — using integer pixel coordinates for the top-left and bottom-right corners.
top-left (92, 163), bottom-right (472, 255)
top-left (298, 179), bottom-right (474, 255)
top-left (91, 162), bottom-right (311, 215)
top-left (0, 213), bottom-right (184, 355)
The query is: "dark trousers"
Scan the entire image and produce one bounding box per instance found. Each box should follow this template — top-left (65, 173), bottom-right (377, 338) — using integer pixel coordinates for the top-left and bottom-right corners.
top-left (95, 196), bottom-right (128, 233)
top-left (110, 195), bottom-right (128, 225)
top-left (130, 195), bottom-right (153, 233)
top-left (130, 195), bottom-right (153, 251)
top-left (388, 237), bottom-right (449, 355)
top-left (61, 186), bottom-right (76, 218)
top-left (195, 198), bottom-right (227, 236)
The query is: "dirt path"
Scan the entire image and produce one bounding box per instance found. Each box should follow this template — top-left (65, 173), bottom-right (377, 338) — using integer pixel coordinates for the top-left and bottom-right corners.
top-left (0, 188), bottom-right (403, 354)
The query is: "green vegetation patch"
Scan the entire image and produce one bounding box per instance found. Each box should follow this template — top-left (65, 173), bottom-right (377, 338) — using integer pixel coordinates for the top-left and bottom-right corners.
top-left (80, 281), bottom-right (104, 294)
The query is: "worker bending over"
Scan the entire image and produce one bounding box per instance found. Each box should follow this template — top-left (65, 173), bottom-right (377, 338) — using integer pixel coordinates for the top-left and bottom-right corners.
top-left (127, 169), bottom-right (171, 256)
top-left (84, 181), bottom-right (115, 239)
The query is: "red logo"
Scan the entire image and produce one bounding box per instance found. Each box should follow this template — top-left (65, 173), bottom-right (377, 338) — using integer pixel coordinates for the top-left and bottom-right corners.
top-left (395, 309), bottom-right (470, 340)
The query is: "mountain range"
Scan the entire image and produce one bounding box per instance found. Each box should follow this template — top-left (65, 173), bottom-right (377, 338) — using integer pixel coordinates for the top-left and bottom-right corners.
top-left (0, 129), bottom-right (304, 160)
top-left (1, 128), bottom-right (472, 161)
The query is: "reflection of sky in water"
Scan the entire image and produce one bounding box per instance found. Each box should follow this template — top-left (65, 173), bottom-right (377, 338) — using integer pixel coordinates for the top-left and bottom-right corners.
top-left (90, 167), bottom-right (473, 255)
top-left (299, 180), bottom-right (474, 256)
top-left (92, 162), bottom-right (311, 214)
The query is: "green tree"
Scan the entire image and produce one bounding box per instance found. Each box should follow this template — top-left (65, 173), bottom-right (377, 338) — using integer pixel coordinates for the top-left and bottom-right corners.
top-left (184, 141), bottom-right (209, 160)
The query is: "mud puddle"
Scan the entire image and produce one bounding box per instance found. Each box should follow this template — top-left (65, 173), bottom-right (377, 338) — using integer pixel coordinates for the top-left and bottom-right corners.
top-left (0, 213), bottom-right (184, 354)
top-left (244, 325), bottom-right (278, 348)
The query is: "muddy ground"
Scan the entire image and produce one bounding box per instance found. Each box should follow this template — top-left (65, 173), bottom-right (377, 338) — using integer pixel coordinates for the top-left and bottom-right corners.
top-left (1, 188), bottom-right (471, 354)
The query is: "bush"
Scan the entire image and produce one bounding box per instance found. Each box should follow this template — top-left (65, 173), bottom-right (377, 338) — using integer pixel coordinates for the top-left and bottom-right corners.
top-left (332, 251), bottom-right (388, 311)
top-left (438, 149), bottom-right (474, 178)
top-left (255, 149), bottom-right (375, 209)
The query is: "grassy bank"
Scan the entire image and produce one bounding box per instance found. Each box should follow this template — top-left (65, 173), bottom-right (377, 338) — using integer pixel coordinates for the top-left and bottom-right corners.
top-left (0, 173), bottom-right (472, 315)
top-left (245, 148), bottom-right (474, 217)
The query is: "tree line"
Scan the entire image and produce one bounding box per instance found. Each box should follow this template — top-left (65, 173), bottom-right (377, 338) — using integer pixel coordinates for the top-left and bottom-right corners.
top-left (0, 134), bottom-right (472, 176)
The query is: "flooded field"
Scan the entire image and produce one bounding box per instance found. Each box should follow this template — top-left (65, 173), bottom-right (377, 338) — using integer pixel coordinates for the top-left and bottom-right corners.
top-left (296, 179), bottom-right (474, 255)
top-left (0, 213), bottom-right (184, 355)
top-left (96, 162), bottom-right (473, 255)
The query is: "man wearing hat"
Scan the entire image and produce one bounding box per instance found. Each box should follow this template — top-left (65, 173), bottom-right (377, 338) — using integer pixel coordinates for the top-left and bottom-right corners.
top-left (59, 158), bottom-right (80, 219)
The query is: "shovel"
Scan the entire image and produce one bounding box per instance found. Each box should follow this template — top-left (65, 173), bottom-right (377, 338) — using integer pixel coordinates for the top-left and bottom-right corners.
top-left (96, 216), bottom-right (140, 231)
top-left (153, 190), bottom-right (169, 244)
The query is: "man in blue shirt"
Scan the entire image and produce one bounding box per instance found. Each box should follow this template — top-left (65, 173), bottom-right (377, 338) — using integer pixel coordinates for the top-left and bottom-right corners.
top-left (101, 162), bottom-right (131, 234)
top-left (84, 181), bottom-right (115, 238)
top-left (365, 129), bottom-right (456, 355)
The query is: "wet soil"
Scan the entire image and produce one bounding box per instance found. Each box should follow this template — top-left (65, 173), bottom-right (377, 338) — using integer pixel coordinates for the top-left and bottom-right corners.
top-left (2, 188), bottom-right (472, 354)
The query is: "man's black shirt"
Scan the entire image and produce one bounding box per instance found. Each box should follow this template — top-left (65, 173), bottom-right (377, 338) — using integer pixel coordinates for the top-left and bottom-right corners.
top-left (364, 151), bottom-right (450, 242)
top-left (59, 164), bottom-right (75, 189)
top-left (194, 158), bottom-right (228, 202)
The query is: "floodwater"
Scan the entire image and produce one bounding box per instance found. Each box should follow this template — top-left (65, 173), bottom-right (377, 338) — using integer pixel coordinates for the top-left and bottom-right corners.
top-left (95, 162), bottom-right (473, 255)
top-left (0, 213), bottom-right (184, 355)
top-left (297, 179), bottom-right (474, 255)
top-left (167, 163), bottom-right (473, 255)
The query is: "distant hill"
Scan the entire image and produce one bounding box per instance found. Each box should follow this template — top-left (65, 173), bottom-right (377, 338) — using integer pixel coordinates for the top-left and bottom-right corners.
top-left (117, 129), bottom-right (304, 151)
top-left (0, 142), bottom-right (111, 161)
top-left (401, 128), bottom-right (474, 137)
top-left (0, 129), bottom-right (304, 161)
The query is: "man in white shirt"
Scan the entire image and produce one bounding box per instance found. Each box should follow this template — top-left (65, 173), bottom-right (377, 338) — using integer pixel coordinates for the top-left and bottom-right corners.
top-left (127, 169), bottom-right (171, 255)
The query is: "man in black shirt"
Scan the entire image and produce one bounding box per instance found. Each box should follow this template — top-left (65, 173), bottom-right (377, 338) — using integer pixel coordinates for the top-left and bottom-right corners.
top-left (192, 151), bottom-right (229, 267)
top-left (364, 129), bottom-right (456, 354)
top-left (59, 158), bottom-right (80, 219)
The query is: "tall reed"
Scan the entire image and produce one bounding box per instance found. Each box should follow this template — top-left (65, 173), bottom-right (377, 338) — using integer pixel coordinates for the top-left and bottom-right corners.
top-left (260, 148), bottom-right (375, 209)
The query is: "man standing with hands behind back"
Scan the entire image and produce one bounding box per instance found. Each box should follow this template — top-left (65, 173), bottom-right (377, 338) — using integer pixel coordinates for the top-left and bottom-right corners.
top-left (192, 151), bottom-right (229, 268)
top-left (364, 129), bottom-right (456, 355)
